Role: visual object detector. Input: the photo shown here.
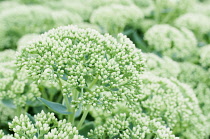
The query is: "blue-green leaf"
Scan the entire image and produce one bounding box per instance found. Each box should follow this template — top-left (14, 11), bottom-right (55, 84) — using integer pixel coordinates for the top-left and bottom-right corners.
top-left (37, 97), bottom-right (72, 115)
top-left (26, 113), bottom-right (35, 124)
top-left (1, 99), bottom-right (16, 109)
top-left (79, 122), bottom-right (95, 137)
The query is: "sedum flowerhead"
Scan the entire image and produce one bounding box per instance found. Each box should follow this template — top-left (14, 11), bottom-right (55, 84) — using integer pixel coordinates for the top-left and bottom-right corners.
top-left (144, 53), bottom-right (180, 78)
top-left (17, 34), bottom-right (40, 52)
top-left (191, 2), bottom-right (210, 17)
top-left (17, 25), bottom-right (145, 110)
top-left (90, 4), bottom-right (144, 35)
top-left (144, 24), bottom-right (197, 60)
top-left (199, 45), bottom-right (210, 68)
top-left (178, 62), bottom-right (209, 88)
top-left (0, 5), bottom-right (82, 50)
top-left (138, 73), bottom-right (207, 138)
top-left (175, 13), bottom-right (210, 37)
top-left (45, 0), bottom-right (93, 21)
top-left (6, 111), bottom-right (84, 139)
top-left (80, 0), bottom-right (133, 9)
top-left (154, 0), bottom-right (195, 22)
top-left (0, 50), bottom-right (41, 107)
top-left (0, 102), bottom-right (16, 125)
top-left (88, 113), bottom-right (178, 139)
top-left (0, 1), bottom-right (21, 13)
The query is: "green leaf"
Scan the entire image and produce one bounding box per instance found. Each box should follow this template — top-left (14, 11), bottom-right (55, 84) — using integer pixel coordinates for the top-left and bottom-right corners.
top-left (37, 97), bottom-right (72, 115)
top-left (75, 104), bottom-right (82, 118)
top-left (26, 113), bottom-right (35, 124)
top-left (79, 122), bottom-right (95, 137)
top-left (1, 99), bottom-right (16, 109)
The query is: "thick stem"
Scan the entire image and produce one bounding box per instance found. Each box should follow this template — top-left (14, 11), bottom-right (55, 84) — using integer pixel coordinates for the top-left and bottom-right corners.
top-left (58, 79), bottom-right (72, 123)
top-left (63, 94), bottom-right (71, 122)
top-left (77, 105), bottom-right (90, 130)
top-left (69, 89), bottom-right (78, 125)
top-left (17, 106), bottom-right (22, 116)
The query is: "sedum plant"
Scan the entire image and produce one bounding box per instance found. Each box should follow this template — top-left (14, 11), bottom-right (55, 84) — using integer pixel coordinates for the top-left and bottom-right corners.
top-left (88, 113), bottom-right (178, 139)
top-left (0, 50), bottom-right (41, 115)
top-left (17, 34), bottom-right (40, 52)
top-left (178, 62), bottom-right (209, 88)
top-left (1, 111), bottom-right (84, 139)
top-left (90, 73), bottom-right (207, 139)
top-left (90, 4), bottom-right (144, 35)
top-left (144, 24), bottom-right (197, 61)
top-left (79, 0), bottom-right (133, 9)
top-left (199, 45), bottom-right (210, 68)
top-left (0, 5), bottom-right (82, 50)
top-left (0, 1), bottom-right (22, 13)
top-left (174, 13), bottom-right (210, 41)
top-left (153, 0), bottom-right (195, 24)
top-left (17, 25), bottom-right (145, 129)
top-left (144, 53), bottom-right (180, 78)
top-left (44, 0), bottom-right (93, 21)
top-left (131, 0), bottom-right (154, 17)
top-left (137, 73), bottom-right (207, 138)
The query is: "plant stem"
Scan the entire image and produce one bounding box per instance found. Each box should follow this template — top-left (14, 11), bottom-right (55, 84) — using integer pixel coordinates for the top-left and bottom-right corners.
top-left (58, 78), bottom-right (72, 123)
top-left (89, 74), bottom-right (99, 89)
top-left (69, 89), bottom-right (78, 125)
top-left (17, 106), bottom-right (22, 116)
top-left (63, 94), bottom-right (71, 122)
top-left (77, 105), bottom-right (90, 130)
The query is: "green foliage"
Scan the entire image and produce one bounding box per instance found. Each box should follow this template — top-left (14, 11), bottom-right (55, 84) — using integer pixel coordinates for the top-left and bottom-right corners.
top-left (37, 97), bottom-right (72, 115)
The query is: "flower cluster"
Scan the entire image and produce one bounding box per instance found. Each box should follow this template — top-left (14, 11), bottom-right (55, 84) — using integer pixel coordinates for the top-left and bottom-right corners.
top-left (0, 5), bottom-right (82, 50)
top-left (175, 13), bottom-right (210, 38)
top-left (0, 50), bottom-right (41, 107)
top-left (178, 62), bottom-right (209, 88)
top-left (144, 53), bottom-right (180, 78)
top-left (138, 73), bottom-right (207, 138)
top-left (44, 0), bottom-right (93, 21)
top-left (17, 34), bottom-right (39, 52)
top-left (82, 0), bottom-right (133, 9)
top-left (144, 24), bottom-right (197, 60)
top-left (90, 4), bottom-right (144, 35)
top-left (2, 111), bottom-right (84, 139)
top-left (88, 113), bottom-right (178, 139)
top-left (17, 25), bottom-right (145, 111)
top-left (0, 102), bottom-right (16, 123)
top-left (199, 45), bottom-right (210, 68)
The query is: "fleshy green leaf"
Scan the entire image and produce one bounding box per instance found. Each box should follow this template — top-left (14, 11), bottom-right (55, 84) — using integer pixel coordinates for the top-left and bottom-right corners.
top-left (1, 99), bottom-right (16, 109)
top-left (37, 97), bottom-right (72, 115)
top-left (26, 113), bottom-right (35, 124)
top-left (79, 122), bottom-right (95, 137)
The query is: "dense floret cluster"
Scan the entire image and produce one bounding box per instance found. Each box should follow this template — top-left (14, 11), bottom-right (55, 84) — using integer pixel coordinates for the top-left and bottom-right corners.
top-left (17, 25), bottom-right (145, 111)
top-left (5, 111), bottom-right (84, 139)
top-left (1, 0), bottom-right (210, 138)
